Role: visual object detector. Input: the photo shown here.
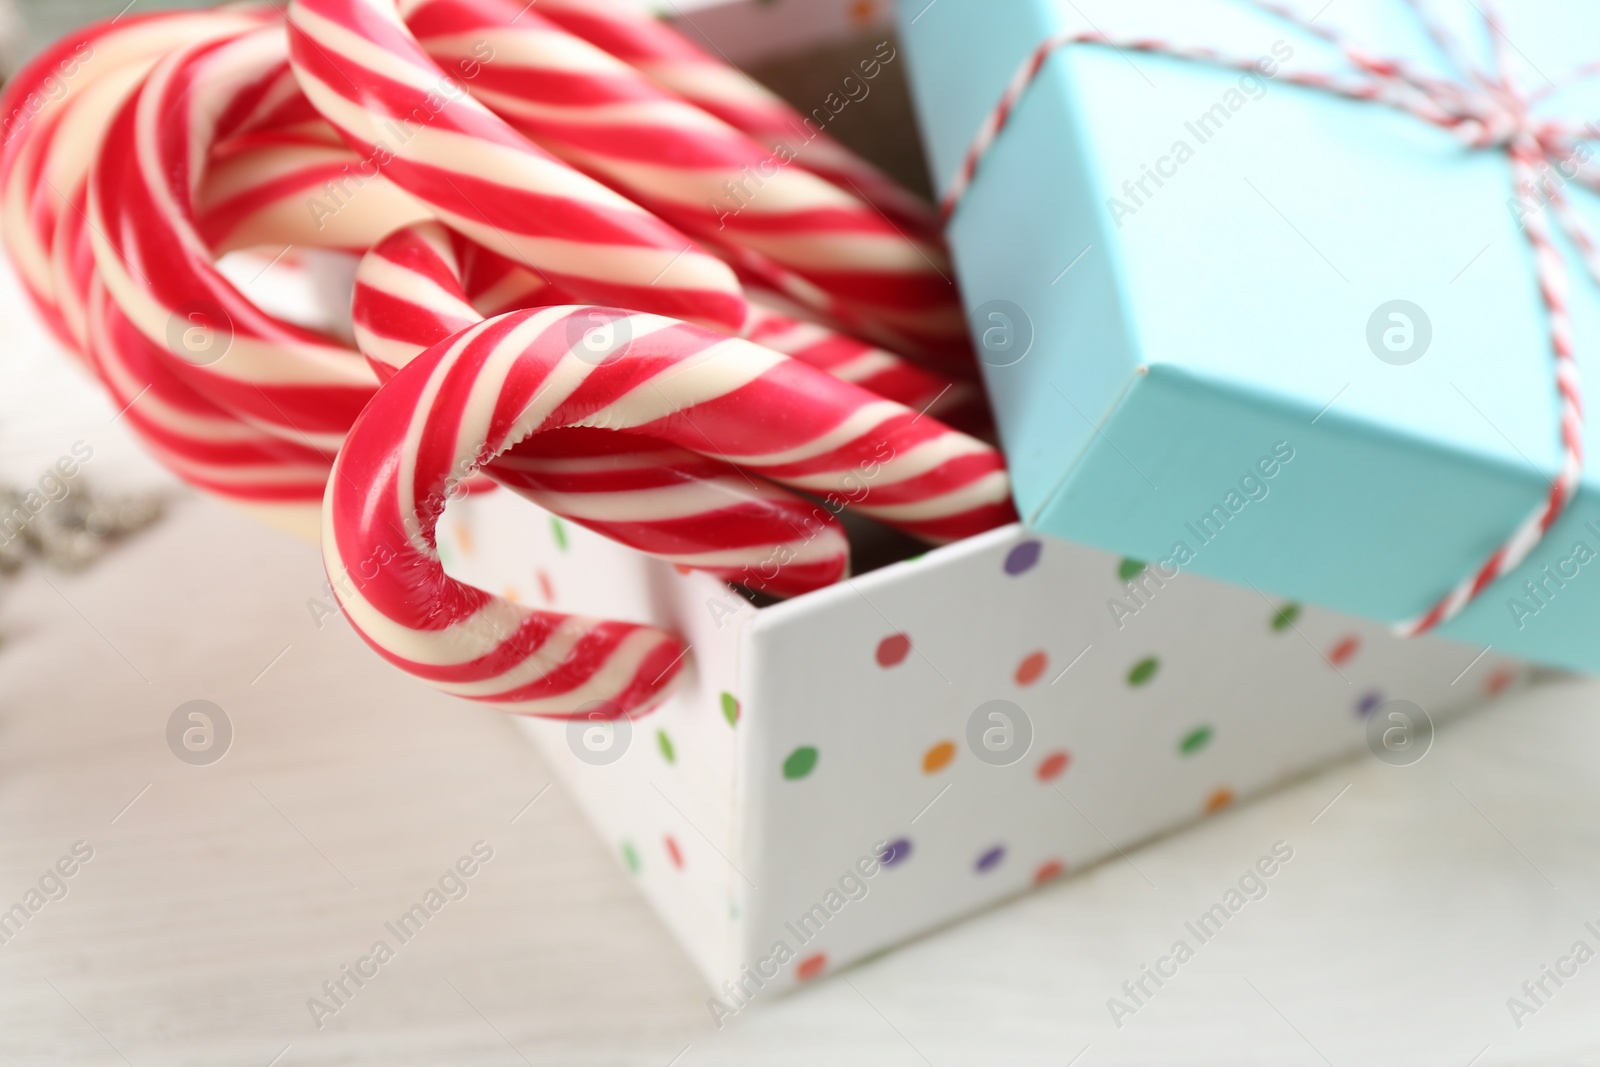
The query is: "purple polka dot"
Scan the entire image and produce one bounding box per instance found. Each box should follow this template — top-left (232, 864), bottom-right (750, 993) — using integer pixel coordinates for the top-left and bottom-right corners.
top-left (975, 845), bottom-right (1006, 872)
top-left (1004, 540), bottom-right (1042, 576)
top-left (878, 838), bottom-right (911, 867)
top-left (1356, 690), bottom-right (1383, 717)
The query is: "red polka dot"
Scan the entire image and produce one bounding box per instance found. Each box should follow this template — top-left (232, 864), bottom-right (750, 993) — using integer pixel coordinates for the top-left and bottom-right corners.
top-left (664, 835), bottom-right (683, 869)
top-left (1015, 650), bottom-right (1048, 687)
top-left (1033, 860), bottom-right (1066, 885)
top-left (1328, 634), bottom-right (1361, 667)
top-left (876, 633), bottom-right (911, 667)
top-left (537, 570), bottom-right (555, 604)
top-left (1036, 750), bottom-right (1071, 782)
top-left (797, 953), bottom-right (827, 981)
top-left (1485, 666), bottom-right (1516, 696)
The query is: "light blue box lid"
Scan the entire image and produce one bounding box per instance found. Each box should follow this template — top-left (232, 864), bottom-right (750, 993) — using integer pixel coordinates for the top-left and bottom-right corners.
top-left (901, 0), bottom-right (1600, 673)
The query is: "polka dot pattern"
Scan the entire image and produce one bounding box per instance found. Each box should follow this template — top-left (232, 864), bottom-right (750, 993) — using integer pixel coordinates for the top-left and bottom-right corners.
top-left (1127, 656), bottom-right (1159, 687)
top-left (657, 729), bottom-right (675, 765)
top-left (664, 835), bottom-right (683, 869)
top-left (1180, 725), bottom-right (1213, 755)
top-left (1033, 860), bottom-right (1065, 885)
top-left (922, 741), bottom-right (956, 774)
top-left (1204, 787), bottom-right (1235, 813)
top-left (1271, 602), bottom-right (1301, 631)
top-left (1036, 750), bottom-right (1071, 782)
top-left (1328, 634), bottom-right (1361, 667)
top-left (879, 838), bottom-right (912, 867)
top-left (975, 845), bottom-right (1005, 873)
top-left (797, 953), bottom-right (828, 981)
top-left (876, 633), bottom-right (911, 667)
top-left (783, 746), bottom-right (818, 780)
top-left (1004, 540), bottom-right (1042, 575)
top-left (721, 692), bottom-right (740, 727)
top-left (1015, 650), bottom-right (1048, 686)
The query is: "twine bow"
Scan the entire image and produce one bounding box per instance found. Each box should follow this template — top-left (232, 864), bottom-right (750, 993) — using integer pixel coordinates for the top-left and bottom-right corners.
top-left (942, 0), bottom-right (1595, 636)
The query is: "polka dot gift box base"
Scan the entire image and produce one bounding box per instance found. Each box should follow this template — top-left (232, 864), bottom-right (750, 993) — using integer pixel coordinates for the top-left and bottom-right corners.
top-left (444, 482), bottom-right (1525, 1004)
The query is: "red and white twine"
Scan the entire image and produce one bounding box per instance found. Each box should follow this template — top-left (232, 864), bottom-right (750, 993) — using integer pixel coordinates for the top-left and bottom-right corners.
top-left (939, 0), bottom-right (1594, 637)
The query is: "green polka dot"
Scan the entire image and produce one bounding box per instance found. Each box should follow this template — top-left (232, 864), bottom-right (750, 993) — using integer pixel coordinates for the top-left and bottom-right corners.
top-left (657, 729), bottom-right (675, 764)
top-left (1127, 657), bottom-right (1159, 687)
top-left (550, 515), bottom-right (569, 551)
top-left (621, 841), bottom-right (640, 874)
top-left (720, 692), bottom-right (740, 727)
top-left (1271, 602), bottom-right (1301, 632)
top-left (782, 746), bottom-right (818, 780)
top-left (1117, 558), bottom-right (1147, 582)
top-left (1180, 726), bottom-right (1213, 755)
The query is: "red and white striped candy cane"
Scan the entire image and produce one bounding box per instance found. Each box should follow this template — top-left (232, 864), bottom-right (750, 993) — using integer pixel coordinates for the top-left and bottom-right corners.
top-left (941, 0), bottom-right (1594, 636)
top-left (352, 220), bottom-right (851, 595)
top-left (286, 0), bottom-right (749, 333)
top-left (325, 303), bottom-right (1015, 715)
top-left (0, 8), bottom-right (269, 354)
top-left (532, 0), bottom-right (941, 238)
top-left (400, 0), bottom-right (968, 366)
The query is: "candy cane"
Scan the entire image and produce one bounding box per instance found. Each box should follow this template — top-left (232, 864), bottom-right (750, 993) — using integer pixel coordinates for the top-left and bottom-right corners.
top-left (399, 0), bottom-right (968, 366)
top-left (324, 304), bottom-right (1015, 715)
top-left (531, 0), bottom-right (941, 237)
top-left (352, 220), bottom-right (851, 595)
top-left (286, 0), bottom-right (750, 332)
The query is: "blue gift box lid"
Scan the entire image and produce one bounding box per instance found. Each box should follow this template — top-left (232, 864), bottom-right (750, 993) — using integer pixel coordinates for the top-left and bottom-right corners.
top-left (902, 0), bottom-right (1600, 673)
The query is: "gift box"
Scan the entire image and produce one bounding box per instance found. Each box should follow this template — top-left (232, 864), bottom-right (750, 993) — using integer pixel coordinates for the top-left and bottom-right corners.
top-left (391, 4), bottom-right (1530, 999)
top-left (446, 454), bottom-right (1524, 998)
top-left (900, 0), bottom-right (1600, 673)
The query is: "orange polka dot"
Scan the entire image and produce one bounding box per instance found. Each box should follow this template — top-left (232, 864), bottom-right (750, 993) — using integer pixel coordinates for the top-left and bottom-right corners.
top-left (1328, 634), bottom-right (1361, 667)
top-left (1036, 750), bottom-right (1071, 782)
top-left (664, 835), bottom-right (684, 869)
top-left (502, 585), bottom-right (520, 604)
top-left (848, 0), bottom-right (876, 26)
top-left (454, 521), bottom-right (474, 557)
top-left (1485, 666), bottom-right (1516, 696)
top-left (797, 953), bottom-right (828, 981)
top-left (1033, 859), bottom-right (1065, 885)
top-left (1204, 787), bottom-right (1235, 814)
top-left (1015, 650), bottom-right (1048, 687)
top-left (922, 741), bottom-right (956, 774)
top-left (674, 564), bottom-right (694, 576)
